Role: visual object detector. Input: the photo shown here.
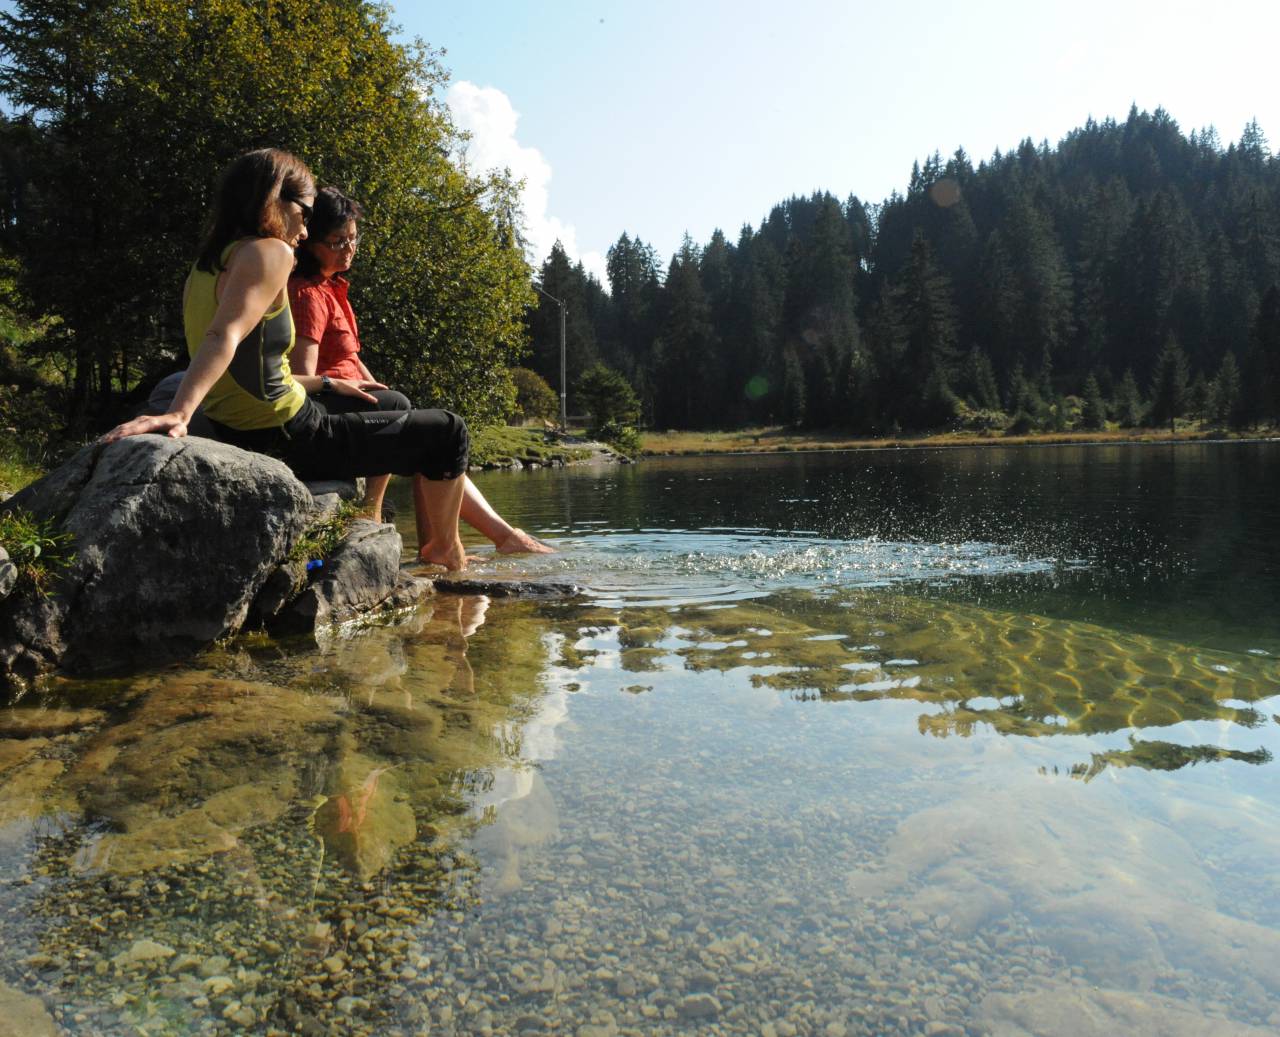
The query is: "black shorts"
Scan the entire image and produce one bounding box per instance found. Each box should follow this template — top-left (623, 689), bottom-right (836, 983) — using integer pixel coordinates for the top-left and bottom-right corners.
top-left (207, 395), bottom-right (468, 482)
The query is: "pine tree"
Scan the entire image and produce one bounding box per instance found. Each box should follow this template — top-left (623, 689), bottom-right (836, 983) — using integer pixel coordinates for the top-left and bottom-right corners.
top-left (1207, 352), bottom-right (1242, 427)
top-left (1241, 285), bottom-right (1280, 426)
top-left (781, 348), bottom-right (806, 427)
top-left (652, 237), bottom-right (714, 428)
top-left (895, 233), bottom-right (959, 425)
top-left (1115, 369), bottom-right (1145, 427)
top-left (961, 347), bottom-right (1001, 411)
top-left (529, 242), bottom-right (598, 393)
top-left (1148, 338), bottom-right (1190, 432)
top-left (1080, 373), bottom-right (1107, 429)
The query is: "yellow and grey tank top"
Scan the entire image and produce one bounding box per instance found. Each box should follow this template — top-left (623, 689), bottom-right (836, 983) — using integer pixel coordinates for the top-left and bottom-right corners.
top-left (183, 240), bottom-right (306, 430)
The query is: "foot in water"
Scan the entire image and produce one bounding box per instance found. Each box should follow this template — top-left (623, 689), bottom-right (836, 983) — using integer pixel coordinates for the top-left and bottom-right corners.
top-left (418, 538), bottom-right (469, 571)
top-left (496, 528), bottom-right (555, 555)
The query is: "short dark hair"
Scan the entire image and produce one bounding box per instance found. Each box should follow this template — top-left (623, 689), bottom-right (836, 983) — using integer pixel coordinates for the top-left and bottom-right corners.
top-left (294, 187), bottom-right (365, 278)
top-left (195, 148), bottom-right (314, 272)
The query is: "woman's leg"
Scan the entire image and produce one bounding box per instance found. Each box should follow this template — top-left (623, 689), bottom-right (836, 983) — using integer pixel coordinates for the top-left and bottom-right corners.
top-left (457, 477), bottom-right (554, 553)
top-left (413, 473), bottom-right (468, 570)
top-left (316, 390), bottom-right (407, 521)
top-left (284, 401), bottom-right (472, 570)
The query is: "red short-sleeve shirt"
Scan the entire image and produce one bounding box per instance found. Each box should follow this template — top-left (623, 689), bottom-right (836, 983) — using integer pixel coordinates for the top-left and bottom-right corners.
top-left (288, 273), bottom-right (364, 382)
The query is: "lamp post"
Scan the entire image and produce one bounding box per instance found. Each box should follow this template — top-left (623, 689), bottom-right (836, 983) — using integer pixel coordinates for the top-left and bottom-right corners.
top-left (532, 283), bottom-right (567, 430)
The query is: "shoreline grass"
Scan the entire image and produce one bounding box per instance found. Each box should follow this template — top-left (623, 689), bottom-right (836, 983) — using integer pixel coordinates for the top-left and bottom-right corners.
top-left (640, 423), bottom-right (1280, 457)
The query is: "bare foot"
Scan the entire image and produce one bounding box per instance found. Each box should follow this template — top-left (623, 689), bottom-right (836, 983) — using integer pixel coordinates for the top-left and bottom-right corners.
top-left (418, 538), bottom-right (469, 571)
top-left (495, 528), bottom-right (555, 554)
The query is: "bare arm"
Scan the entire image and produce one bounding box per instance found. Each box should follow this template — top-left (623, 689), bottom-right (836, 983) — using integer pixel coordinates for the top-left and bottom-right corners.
top-left (296, 335), bottom-right (320, 378)
top-left (293, 332), bottom-right (384, 402)
top-left (103, 239), bottom-right (296, 442)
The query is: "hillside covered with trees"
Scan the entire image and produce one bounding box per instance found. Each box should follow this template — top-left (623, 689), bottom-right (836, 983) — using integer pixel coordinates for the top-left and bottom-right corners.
top-left (528, 107), bottom-right (1280, 434)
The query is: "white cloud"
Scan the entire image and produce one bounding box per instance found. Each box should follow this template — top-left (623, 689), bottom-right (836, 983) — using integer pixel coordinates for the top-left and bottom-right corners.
top-left (446, 81), bottom-right (607, 284)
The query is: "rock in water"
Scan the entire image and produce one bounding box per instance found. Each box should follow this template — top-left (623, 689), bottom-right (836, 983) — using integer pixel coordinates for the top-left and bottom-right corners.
top-left (433, 577), bottom-right (581, 598)
top-left (0, 980), bottom-right (58, 1037)
top-left (270, 519), bottom-right (432, 635)
top-left (0, 437), bottom-right (312, 686)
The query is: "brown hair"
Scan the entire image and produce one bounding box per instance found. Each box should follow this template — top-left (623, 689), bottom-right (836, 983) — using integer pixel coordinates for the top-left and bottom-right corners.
top-left (294, 186), bottom-right (365, 278)
top-left (195, 148), bottom-right (314, 272)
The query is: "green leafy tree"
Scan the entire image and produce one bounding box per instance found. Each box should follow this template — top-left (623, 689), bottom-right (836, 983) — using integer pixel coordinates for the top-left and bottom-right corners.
top-left (0, 0), bottom-right (531, 428)
top-left (509, 367), bottom-right (558, 424)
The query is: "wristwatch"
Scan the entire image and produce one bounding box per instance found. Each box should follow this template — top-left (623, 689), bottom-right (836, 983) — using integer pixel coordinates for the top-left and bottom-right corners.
top-left (318, 375), bottom-right (332, 394)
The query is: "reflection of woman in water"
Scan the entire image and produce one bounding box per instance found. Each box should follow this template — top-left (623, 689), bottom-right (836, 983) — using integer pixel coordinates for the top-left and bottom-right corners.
top-left (103, 149), bottom-right (469, 570)
top-left (289, 187), bottom-right (552, 555)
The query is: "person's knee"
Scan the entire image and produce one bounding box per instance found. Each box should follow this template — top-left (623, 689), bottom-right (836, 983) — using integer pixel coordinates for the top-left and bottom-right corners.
top-left (373, 389), bottom-right (412, 412)
top-left (418, 408), bottom-right (469, 480)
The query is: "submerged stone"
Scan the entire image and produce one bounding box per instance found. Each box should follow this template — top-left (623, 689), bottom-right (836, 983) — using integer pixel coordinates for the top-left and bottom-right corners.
top-left (0, 981), bottom-right (57, 1037)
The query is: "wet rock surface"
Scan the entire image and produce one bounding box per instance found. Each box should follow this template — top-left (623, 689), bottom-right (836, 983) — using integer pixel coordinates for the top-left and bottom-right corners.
top-left (273, 519), bottom-right (432, 635)
top-left (434, 577), bottom-right (582, 598)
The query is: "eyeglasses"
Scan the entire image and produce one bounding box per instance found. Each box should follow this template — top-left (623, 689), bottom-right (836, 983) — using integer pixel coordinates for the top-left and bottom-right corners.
top-left (284, 195), bottom-right (313, 224)
top-left (322, 234), bottom-right (361, 251)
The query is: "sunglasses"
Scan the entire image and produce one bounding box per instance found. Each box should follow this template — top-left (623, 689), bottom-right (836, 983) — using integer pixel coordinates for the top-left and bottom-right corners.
top-left (284, 194), bottom-right (313, 224)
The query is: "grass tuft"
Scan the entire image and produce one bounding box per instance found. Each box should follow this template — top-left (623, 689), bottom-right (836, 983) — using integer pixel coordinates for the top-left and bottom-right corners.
top-left (0, 508), bottom-right (75, 595)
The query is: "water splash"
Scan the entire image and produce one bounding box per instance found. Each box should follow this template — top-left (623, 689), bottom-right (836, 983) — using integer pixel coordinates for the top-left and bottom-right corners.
top-left (503, 530), bottom-right (1074, 608)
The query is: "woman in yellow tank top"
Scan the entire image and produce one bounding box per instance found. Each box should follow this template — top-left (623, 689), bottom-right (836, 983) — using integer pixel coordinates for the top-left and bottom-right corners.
top-left (103, 149), bottom-right (470, 571)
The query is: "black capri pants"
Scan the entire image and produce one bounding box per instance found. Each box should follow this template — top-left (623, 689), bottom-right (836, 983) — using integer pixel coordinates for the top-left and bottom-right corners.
top-left (208, 393), bottom-right (468, 483)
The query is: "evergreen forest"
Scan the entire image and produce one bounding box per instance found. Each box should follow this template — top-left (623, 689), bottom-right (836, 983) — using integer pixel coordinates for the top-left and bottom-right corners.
top-left (527, 107), bottom-right (1280, 434)
top-left (0, 0), bottom-right (1276, 448)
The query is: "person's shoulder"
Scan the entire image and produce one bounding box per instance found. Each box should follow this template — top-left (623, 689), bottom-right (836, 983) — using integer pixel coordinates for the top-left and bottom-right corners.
top-left (289, 273), bottom-right (335, 306)
top-left (229, 237), bottom-right (295, 279)
top-left (289, 271), bottom-right (329, 292)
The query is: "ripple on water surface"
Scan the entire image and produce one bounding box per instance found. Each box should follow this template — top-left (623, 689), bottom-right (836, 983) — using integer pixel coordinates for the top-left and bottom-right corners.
top-left (483, 528), bottom-right (1072, 608)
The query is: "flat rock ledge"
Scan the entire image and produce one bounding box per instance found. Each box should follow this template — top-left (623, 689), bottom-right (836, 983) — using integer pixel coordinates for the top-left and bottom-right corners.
top-left (0, 437), bottom-right (431, 692)
top-left (434, 577), bottom-right (582, 598)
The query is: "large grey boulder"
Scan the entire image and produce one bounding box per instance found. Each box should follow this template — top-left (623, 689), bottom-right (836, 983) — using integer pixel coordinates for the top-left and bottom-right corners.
top-left (0, 436), bottom-right (313, 686)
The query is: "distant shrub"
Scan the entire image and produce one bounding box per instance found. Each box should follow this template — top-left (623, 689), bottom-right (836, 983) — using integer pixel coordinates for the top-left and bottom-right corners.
top-left (596, 420), bottom-right (642, 458)
top-left (1005, 411), bottom-right (1037, 435)
top-left (953, 400), bottom-right (1009, 431)
top-left (509, 367), bottom-right (558, 424)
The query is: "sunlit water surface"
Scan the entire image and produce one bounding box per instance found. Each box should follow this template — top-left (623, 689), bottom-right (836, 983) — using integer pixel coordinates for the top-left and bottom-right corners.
top-left (2, 442), bottom-right (1279, 1036)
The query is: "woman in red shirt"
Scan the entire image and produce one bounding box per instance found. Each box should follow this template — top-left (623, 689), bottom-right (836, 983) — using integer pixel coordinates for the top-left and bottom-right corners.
top-left (290, 187), bottom-right (552, 555)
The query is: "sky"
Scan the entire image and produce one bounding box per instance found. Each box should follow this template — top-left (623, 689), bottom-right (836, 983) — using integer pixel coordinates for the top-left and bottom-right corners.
top-left (394, 0), bottom-right (1280, 285)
